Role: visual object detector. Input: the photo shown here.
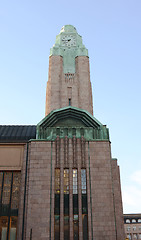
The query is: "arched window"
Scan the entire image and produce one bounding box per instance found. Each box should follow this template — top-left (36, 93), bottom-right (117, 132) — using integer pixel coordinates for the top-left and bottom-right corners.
top-left (126, 219), bottom-right (130, 223)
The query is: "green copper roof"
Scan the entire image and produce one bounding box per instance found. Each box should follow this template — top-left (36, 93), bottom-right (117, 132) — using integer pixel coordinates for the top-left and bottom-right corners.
top-left (36, 106), bottom-right (109, 141)
top-left (50, 25), bottom-right (88, 73)
top-left (60, 25), bottom-right (77, 33)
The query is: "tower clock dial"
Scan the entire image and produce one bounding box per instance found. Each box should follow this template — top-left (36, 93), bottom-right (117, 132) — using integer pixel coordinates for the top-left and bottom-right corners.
top-left (62, 35), bottom-right (76, 47)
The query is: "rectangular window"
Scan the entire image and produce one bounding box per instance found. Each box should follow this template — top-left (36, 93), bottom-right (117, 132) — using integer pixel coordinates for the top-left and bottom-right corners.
top-left (0, 172), bottom-right (3, 199)
top-left (127, 234), bottom-right (131, 240)
top-left (0, 171), bottom-right (20, 240)
top-left (81, 169), bottom-right (86, 195)
top-left (73, 169), bottom-right (78, 215)
top-left (64, 215), bottom-right (69, 240)
top-left (64, 169), bottom-right (69, 194)
top-left (73, 169), bottom-right (79, 240)
top-left (64, 169), bottom-right (69, 240)
top-left (55, 169), bottom-right (60, 194)
top-left (11, 172), bottom-right (21, 212)
top-left (9, 217), bottom-right (17, 240)
top-left (133, 233), bottom-right (137, 239)
top-left (139, 233), bottom-right (141, 239)
top-left (0, 216), bottom-right (8, 240)
top-left (81, 169), bottom-right (88, 240)
top-left (68, 87), bottom-right (72, 106)
top-left (73, 214), bottom-right (79, 240)
top-left (55, 215), bottom-right (60, 240)
top-left (127, 226), bottom-right (131, 231)
top-left (68, 99), bottom-right (71, 106)
top-left (54, 169), bottom-right (60, 240)
top-left (2, 172), bottom-right (12, 205)
top-left (73, 169), bottom-right (78, 194)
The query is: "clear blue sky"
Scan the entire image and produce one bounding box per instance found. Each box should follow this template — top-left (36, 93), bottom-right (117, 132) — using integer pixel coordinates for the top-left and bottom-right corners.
top-left (0, 0), bottom-right (141, 213)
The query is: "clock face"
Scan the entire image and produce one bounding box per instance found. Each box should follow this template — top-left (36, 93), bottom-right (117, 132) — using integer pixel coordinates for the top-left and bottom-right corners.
top-left (62, 35), bottom-right (76, 47)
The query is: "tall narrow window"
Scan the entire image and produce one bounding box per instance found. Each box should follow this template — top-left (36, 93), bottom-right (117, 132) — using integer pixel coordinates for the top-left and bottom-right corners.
top-left (9, 217), bottom-right (17, 240)
top-left (73, 169), bottom-right (79, 240)
top-left (64, 169), bottom-right (69, 240)
top-left (68, 87), bottom-right (72, 106)
top-left (0, 171), bottom-right (20, 240)
top-left (11, 172), bottom-right (21, 214)
top-left (68, 98), bottom-right (71, 106)
top-left (0, 172), bottom-right (3, 199)
top-left (81, 169), bottom-right (88, 240)
top-left (2, 173), bottom-right (12, 207)
top-left (0, 217), bottom-right (8, 240)
top-left (54, 169), bottom-right (60, 240)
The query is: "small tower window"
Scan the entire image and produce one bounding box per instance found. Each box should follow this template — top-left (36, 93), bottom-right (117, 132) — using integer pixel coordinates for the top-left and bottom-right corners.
top-left (68, 98), bottom-right (71, 106)
top-left (67, 87), bottom-right (72, 106)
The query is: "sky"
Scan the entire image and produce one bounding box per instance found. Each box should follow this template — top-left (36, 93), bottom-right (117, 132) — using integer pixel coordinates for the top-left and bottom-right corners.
top-left (0, 0), bottom-right (141, 214)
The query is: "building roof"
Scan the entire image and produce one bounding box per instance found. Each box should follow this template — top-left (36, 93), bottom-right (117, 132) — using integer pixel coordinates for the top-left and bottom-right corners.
top-left (36, 106), bottom-right (109, 141)
top-left (0, 125), bottom-right (36, 143)
top-left (38, 106), bottom-right (102, 128)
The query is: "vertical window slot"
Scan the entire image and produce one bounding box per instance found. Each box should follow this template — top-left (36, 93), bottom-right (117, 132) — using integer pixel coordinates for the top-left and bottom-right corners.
top-left (54, 169), bottom-right (60, 240)
top-left (73, 169), bottom-right (79, 240)
top-left (64, 169), bottom-right (69, 240)
top-left (0, 171), bottom-right (20, 240)
top-left (81, 169), bottom-right (88, 240)
top-left (68, 98), bottom-right (71, 106)
top-left (67, 87), bottom-right (72, 106)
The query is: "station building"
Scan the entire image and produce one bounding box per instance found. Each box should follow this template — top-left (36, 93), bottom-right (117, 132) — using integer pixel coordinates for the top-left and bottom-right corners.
top-left (0, 25), bottom-right (125, 240)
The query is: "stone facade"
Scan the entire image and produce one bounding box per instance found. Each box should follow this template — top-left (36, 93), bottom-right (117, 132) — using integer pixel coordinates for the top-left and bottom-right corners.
top-left (16, 138), bottom-right (124, 240)
top-left (0, 25), bottom-right (125, 240)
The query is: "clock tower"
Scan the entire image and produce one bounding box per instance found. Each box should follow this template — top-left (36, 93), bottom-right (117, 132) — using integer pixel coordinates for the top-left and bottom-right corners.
top-left (45, 25), bottom-right (93, 116)
top-left (14, 25), bottom-right (125, 240)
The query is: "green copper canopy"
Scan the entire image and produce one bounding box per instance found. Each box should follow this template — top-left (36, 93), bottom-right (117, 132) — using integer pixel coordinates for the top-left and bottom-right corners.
top-left (50, 25), bottom-right (88, 73)
top-left (36, 106), bottom-right (109, 141)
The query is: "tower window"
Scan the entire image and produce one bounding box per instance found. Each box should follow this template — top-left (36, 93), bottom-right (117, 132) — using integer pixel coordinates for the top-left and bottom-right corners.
top-left (67, 87), bottom-right (72, 106)
top-left (68, 98), bottom-right (71, 106)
